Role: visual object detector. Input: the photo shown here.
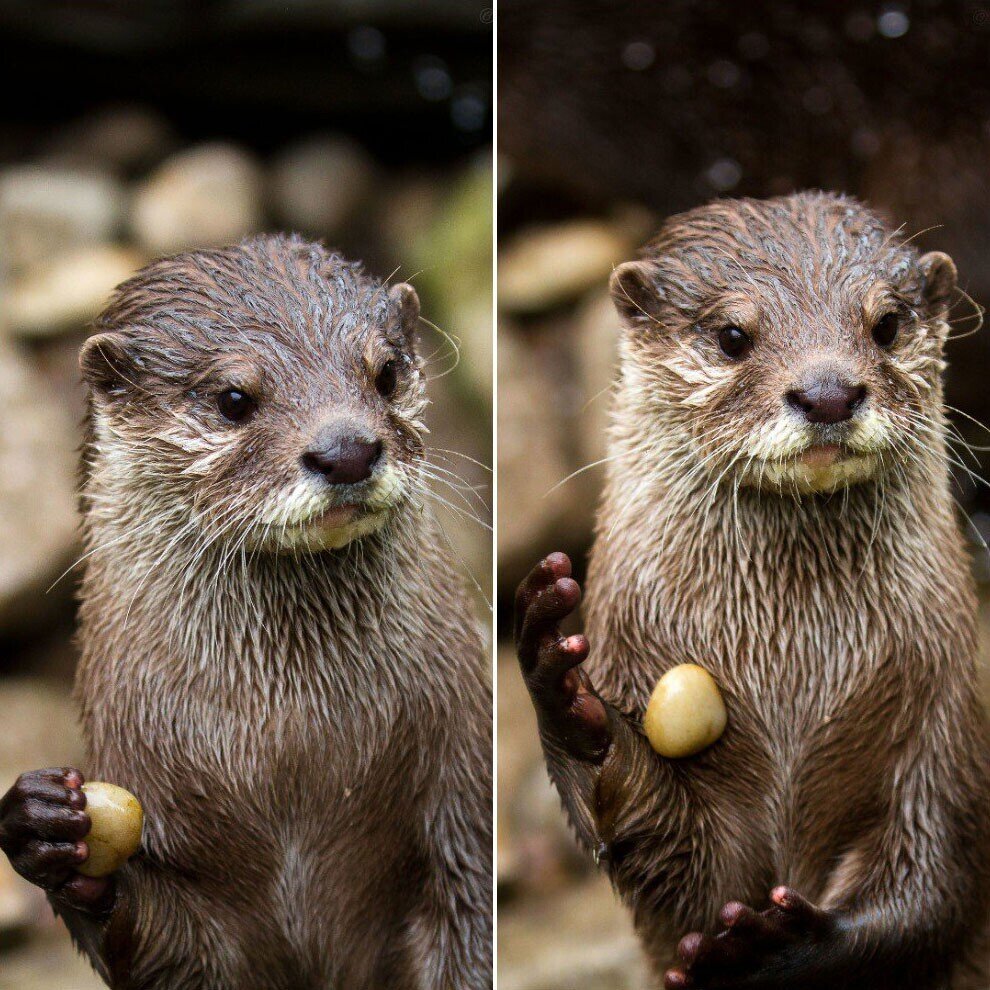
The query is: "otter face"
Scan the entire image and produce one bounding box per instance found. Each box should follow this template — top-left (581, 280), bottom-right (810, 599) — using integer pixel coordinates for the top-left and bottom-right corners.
top-left (610, 193), bottom-right (958, 495)
top-left (80, 235), bottom-right (428, 552)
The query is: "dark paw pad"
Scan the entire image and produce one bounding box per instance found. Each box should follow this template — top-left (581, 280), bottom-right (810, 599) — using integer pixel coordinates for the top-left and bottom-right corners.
top-left (665, 888), bottom-right (836, 990)
top-left (0, 768), bottom-right (112, 913)
top-left (514, 554), bottom-right (609, 759)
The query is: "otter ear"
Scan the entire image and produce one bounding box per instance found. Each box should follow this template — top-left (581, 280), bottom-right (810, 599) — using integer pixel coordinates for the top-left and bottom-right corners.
top-left (80, 332), bottom-right (140, 397)
top-left (609, 261), bottom-right (664, 330)
top-left (388, 282), bottom-right (420, 349)
top-left (919, 251), bottom-right (957, 315)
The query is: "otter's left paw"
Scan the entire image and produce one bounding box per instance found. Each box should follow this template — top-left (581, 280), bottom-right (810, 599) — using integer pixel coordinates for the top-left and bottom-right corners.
top-left (664, 887), bottom-right (836, 990)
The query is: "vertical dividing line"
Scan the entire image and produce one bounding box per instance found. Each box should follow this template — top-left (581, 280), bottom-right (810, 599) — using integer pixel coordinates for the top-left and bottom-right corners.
top-left (490, 0), bottom-right (499, 983)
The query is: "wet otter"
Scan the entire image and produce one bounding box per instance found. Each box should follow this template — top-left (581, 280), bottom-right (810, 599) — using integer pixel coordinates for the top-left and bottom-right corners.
top-left (0, 235), bottom-right (492, 989)
top-left (516, 193), bottom-right (990, 988)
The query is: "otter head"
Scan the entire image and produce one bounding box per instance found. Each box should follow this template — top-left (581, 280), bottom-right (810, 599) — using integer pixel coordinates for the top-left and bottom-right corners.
top-left (81, 234), bottom-right (427, 552)
top-left (610, 192), bottom-right (957, 495)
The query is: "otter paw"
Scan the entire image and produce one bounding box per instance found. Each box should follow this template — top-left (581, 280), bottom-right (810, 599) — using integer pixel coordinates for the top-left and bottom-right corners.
top-left (0, 768), bottom-right (113, 914)
top-left (664, 887), bottom-right (836, 990)
top-left (514, 553), bottom-right (610, 760)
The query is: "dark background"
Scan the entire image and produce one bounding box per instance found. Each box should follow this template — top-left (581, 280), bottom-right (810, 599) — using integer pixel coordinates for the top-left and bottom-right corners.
top-left (0, 0), bottom-right (491, 162)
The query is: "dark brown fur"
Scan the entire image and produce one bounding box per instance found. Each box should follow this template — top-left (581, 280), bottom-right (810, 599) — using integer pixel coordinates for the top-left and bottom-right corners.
top-left (1, 235), bottom-right (492, 989)
top-left (517, 193), bottom-right (990, 988)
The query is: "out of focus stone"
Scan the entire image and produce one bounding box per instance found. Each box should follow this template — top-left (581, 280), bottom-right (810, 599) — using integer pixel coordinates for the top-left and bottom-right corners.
top-left (131, 143), bottom-right (263, 255)
top-left (0, 167), bottom-right (125, 275)
top-left (422, 376), bottom-right (493, 614)
top-left (573, 288), bottom-right (621, 466)
top-left (379, 173), bottom-right (442, 264)
top-left (499, 220), bottom-right (631, 314)
top-left (399, 161), bottom-right (493, 405)
top-left (0, 928), bottom-right (106, 989)
top-left (0, 854), bottom-right (40, 937)
top-left (6, 245), bottom-right (143, 338)
top-left (498, 876), bottom-right (650, 990)
top-left (269, 134), bottom-right (377, 236)
top-left (498, 648), bottom-right (582, 895)
top-left (42, 105), bottom-right (177, 177)
top-left (496, 325), bottom-right (571, 574)
top-left (497, 647), bottom-right (538, 890)
top-left (0, 678), bottom-right (84, 792)
top-left (0, 343), bottom-right (79, 633)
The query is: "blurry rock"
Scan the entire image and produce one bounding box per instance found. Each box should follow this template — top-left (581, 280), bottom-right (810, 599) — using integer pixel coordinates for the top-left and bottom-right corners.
top-left (0, 678), bottom-right (83, 797)
top-left (0, 853), bottom-right (40, 937)
top-left (131, 143), bottom-right (263, 255)
top-left (497, 647), bottom-right (538, 890)
top-left (42, 105), bottom-right (177, 177)
top-left (497, 325), bottom-right (571, 575)
top-left (499, 220), bottom-right (631, 314)
top-left (0, 343), bottom-right (79, 634)
top-left (269, 134), bottom-right (376, 236)
top-left (423, 377), bottom-right (493, 613)
top-left (6, 245), bottom-right (143, 338)
top-left (573, 288), bottom-right (621, 466)
top-left (512, 763), bottom-right (585, 882)
top-left (0, 166), bottom-right (125, 275)
top-left (0, 927), bottom-right (107, 989)
top-left (498, 876), bottom-right (649, 990)
top-left (379, 173), bottom-right (442, 263)
top-left (499, 648), bottom-right (582, 896)
top-left (395, 162), bottom-right (493, 404)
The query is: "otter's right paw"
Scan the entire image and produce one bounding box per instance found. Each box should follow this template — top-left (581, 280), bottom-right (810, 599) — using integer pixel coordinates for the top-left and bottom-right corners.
top-left (515, 553), bottom-right (610, 761)
top-left (0, 768), bottom-right (113, 914)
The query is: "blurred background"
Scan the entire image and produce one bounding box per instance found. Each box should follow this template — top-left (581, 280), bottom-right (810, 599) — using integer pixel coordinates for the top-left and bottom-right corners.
top-left (497, 3), bottom-right (990, 987)
top-left (0, 3), bottom-right (491, 986)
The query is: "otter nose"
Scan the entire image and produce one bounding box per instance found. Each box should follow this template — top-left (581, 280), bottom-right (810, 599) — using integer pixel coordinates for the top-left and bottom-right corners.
top-left (786, 378), bottom-right (867, 425)
top-left (302, 435), bottom-right (382, 485)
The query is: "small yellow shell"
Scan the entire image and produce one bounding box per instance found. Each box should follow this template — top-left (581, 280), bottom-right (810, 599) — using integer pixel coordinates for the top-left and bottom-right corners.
top-left (643, 664), bottom-right (727, 758)
top-left (78, 782), bottom-right (144, 878)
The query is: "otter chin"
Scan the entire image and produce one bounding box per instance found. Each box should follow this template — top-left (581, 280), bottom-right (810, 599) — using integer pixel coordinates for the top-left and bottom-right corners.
top-left (253, 465), bottom-right (408, 551)
top-left (751, 444), bottom-right (882, 494)
top-left (267, 503), bottom-right (393, 552)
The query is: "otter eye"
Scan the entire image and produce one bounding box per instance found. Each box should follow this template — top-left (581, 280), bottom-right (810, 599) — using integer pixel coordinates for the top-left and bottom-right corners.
top-left (872, 312), bottom-right (899, 348)
top-left (375, 358), bottom-right (401, 399)
top-left (718, 325), bottom-right (751, 359)
top-left (217, 389), bottom-right (256, 422)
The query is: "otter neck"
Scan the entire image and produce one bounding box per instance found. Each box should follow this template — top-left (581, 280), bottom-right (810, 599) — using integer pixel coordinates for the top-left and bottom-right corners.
top-left (78, 493), bottom-right (432, 701)
top-left (587, 404), bottom-right (973, 711)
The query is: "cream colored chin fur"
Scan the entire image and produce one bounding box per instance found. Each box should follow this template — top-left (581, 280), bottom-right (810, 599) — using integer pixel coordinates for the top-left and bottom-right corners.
top-left (251, 464), bottom-right (405, 552)
top-left (747, 453), bottom-right (880, 494)
top-left (266, 507), bottom-right (393, 552)
top-left (734, 407), bottom-right (891, 493)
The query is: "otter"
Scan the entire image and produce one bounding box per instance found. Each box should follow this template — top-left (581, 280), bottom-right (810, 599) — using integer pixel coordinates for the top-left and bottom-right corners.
top-left (516, 192), bottom-right (990, 988)
top-left (0, 235), bottom-right (492, 989)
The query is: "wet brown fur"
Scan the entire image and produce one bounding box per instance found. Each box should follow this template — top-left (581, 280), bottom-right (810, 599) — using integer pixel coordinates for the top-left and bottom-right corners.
top-left (63, 235), bottom-right (491, 988)
top-left (537, 194), bottom-right (990, 987)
